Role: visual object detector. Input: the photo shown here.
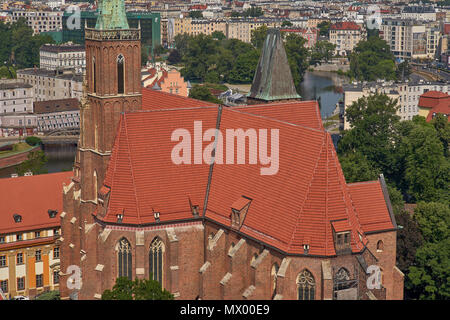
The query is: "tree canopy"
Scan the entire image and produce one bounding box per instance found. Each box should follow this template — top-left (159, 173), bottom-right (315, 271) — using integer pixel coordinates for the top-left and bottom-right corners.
top-left (349, 36), bottom-right (397, 81)
top-left (0, 18), bottom-right (54, 69)
top-left (337, 93), bottom-right (450, 300)
top-left (102, 277), bottom-right (174, 300)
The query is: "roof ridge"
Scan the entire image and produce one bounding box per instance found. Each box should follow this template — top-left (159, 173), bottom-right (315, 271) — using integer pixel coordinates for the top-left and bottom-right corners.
top-left (287, 133), bottom-right (327, 251)
top-left (123, 114), bottom-right (141, 223)
top-left (142, 87), bottom-right (219, 105)
top-left (124, 105), bottom-right (218, 113)
top-left (227, 108), bottom-right (325, 134)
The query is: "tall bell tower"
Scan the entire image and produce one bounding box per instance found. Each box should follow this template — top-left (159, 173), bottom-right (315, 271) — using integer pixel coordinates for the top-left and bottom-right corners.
top-left (60, 0), bottom-right (142, 300)
top-left (77, 0), bottom-right (142, 207)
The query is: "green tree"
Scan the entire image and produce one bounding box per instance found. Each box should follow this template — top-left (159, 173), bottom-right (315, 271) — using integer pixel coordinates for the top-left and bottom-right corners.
top-left (404, 125), bottom-right (450, 203)
top-left (396, 60), bottom-right (412, 81)
top-left (407, 238), bottom-right (450, 300)
top-left (211, 31), bottom-right (226, 41)
top-left (0, 66), bottom-right (16, 79)
top-left (284, 33), bottom-right (309, 90)
top-left (310, 40), bottom-right (336, 65)
top-left (414, 202), bottom-right (450, 244)
top-left (349, 36), bottom-right (396, 81)
top-left (431, 113), bottom-right (450, 157)
top-left (281, 20), bottom-right (293, 27)
top-left (189, 11), bottom-right (203, 19)
top-left (102, 277), bottom-right (174, 300)
top-left (189, 84), bottom-right (221, 104)
top-left (35, 290), bottom-right (60, 300)
top-left (227, 50), bottom-right (260, 83)
top-left (16, 150), bottom-right (48, 176)
top-left (339, 151), bottom-right (379, 183)
top-left (167, 49), bottom-right (182, 65)
top-left (338, 93), bottom-right (400, 178)
top-left (317, 21), bottom-right (331, 37)
top-left (251, 25), bottom-right (268, 50)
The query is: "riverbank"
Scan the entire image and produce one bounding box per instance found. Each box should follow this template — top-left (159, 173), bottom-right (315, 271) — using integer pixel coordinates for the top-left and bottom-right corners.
top-left (0, 143), bottom-right (41, 170)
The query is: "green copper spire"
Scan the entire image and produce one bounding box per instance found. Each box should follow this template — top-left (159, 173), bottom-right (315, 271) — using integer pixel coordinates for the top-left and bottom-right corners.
top-left (95, 0), bottom-right (130, 30)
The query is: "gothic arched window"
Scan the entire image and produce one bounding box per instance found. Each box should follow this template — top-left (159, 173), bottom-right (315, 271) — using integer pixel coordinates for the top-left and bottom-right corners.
top-left (149, 237), bottom-right (164, 286)
top-left (117, 238), bottom-right (132, 279)
top-left (297, 269), bottom-right (315, 300)
top-left (117, 54), bottom-right (124, 94)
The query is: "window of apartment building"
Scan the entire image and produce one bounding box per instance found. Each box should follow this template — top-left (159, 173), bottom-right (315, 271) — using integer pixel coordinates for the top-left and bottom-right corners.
top-left (53, 271), bottom-right (59, 284)
top-left (17, 277), bottom-right (25, 290)
top-left (17, 233), bottom-right (23, 241)
top-left (16, 252), bottom-right (23, 265)
top-left (0, 280), bottom-right (8, 293)
top-left (35, 231), bottom-right (40, 238)
top-left (36, 274), bottom-right (43, 287)
top-left (0, 255), bottom-right (7, 267)
top-left (53, 247), bottom-right (60, 259)
top-left (35, 250), bottom-right (42, 262)
top-left (0, 236), bottom-right (4, 243)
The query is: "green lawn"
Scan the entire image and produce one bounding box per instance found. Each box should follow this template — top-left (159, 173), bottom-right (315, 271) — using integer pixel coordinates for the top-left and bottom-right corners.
top-left (0, 142), bottom-right (35, 159)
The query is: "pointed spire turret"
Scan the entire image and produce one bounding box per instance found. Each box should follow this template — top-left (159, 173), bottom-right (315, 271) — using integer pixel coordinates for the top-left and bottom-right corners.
top-left (247, 29), bottom-right (301, 104)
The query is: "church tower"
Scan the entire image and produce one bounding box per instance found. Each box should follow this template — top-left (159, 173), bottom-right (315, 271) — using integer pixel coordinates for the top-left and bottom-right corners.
top-left (60, 0), bottom-right (141, 299)
top-left (77, 0), bottom-right (142, 210)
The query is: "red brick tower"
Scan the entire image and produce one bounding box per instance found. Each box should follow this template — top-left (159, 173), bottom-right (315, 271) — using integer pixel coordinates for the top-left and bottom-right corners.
top-left (60, 0), bottom-right (142, 299)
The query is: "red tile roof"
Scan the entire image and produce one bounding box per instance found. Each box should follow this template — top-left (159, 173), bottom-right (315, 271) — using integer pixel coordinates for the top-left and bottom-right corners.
top-left (230, 100), bottom-right (323, 130)
top-left (426, 102), bottom-right (450, 122)
top-left (99, 107), bottom-right (218, 225)
top-left (94, 91), bottom-right (393, 256)
top-left (331, 21), bottom-right (361, 30)
top-left (347, 181), bottom-right (395, 233)
top-left (141, 87), bottom-right (217, 110)
top-left (0, 172), bottom-right (72, 234)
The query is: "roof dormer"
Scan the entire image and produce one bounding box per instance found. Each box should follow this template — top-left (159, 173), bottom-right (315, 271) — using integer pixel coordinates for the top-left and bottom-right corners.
top-left (230, 196), bottom-right (252, 230)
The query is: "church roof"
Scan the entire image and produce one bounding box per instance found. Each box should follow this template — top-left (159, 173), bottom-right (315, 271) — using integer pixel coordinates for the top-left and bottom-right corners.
top-left (94, 93), bottom-right (395, 256)
top-left (95, 0), bottom-right (130, 30)
top-left (0, 172), bottom-right (72, 235)
top-left (247, 29), bottom-right (301, 102)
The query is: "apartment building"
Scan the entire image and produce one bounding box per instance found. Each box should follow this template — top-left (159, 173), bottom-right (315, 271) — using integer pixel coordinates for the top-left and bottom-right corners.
top-left (329, 21), bottom-right (364, 56)
top-left (343, 80), bottom-right (450, 129)
top-left (40, 43), bottom-right (86, 74)
top-left (0, 172), bottom-right (72, 299)
top-left (17, 69), bottom-right (83, 102)
top-left (10, 10), bottom-right (63, 35)
top-left (401, 5), bottom-right (436, 22)
top-left (380, 19), bottom-right (441, 60)
top-left (172, 17), bottom-right (281, 43)
top-left (0, 79), bottom-right (34, 114)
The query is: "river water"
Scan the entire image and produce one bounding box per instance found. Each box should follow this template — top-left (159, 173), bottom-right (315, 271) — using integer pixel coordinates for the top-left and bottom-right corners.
top-left (0, 71), bottom-right (346, 178)
top-left (298, 71), bottom-right (347, 119)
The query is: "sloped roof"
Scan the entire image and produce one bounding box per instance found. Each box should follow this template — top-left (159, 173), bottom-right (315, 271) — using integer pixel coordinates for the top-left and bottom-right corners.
top-left (205, 108), bottom-right (366, 256)
top-left (99, 107), bottom-right (218, 225)
top-left (247, 29), bottom-right (301, 102)
top-left (230, 100), bottom-right (323, 131)
top-left (141, 87), bottom-right (217, 110)
top-left (0, 172), bottom-right (72, 234)
top-left (94, 99), bottom-right (396, 256)
top-left (347, 181), bottom-right (395, 233)
top-left (331, 21), bottom-right (361, 30)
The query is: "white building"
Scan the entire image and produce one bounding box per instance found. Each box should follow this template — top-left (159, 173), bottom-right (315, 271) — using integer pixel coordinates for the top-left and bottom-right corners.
top-left (10, 10), bottom-right (63, 35)
top-left (0, 79), bottom-right (34, 114)
top-left (16, 69), bottom-right (83, 102)
top-left (40, 43), bottom-right (86, 74)
top-left (343, 79), bottom-right (450, 129)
